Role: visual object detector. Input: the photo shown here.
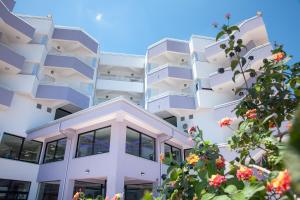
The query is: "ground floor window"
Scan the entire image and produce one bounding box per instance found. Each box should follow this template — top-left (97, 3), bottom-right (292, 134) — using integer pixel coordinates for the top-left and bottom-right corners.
top-left (124, 184), bottom-right (153, 200)
top-left (164, 143), bottom-right (182, 163)
top-left (0, 179), bottom-right (31, 200)
top-left (126, 127), bottom-right (156, 161)
top-left (73, 181), bottom-right (106, 199)
top-left (0, 133), bottom-right (42, 164)
top-left (37, 182), bottom-right (60, 200)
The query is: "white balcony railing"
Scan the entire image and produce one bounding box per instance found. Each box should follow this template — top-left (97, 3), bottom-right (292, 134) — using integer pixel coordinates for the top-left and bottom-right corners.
top-left (148, 90), bottom-right (193, 102)
top-left (147, 63), bottom-right (190, 74)
top-left (99, 74), bottom-right (143, 83)
top-left (39, 76), bottom-right (92, 97)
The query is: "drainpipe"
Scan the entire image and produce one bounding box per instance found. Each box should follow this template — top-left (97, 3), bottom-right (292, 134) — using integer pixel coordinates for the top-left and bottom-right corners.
top-left (159, 129), bottom-right (174, 186)
top-left (59, 122), bottom-right (73, 200)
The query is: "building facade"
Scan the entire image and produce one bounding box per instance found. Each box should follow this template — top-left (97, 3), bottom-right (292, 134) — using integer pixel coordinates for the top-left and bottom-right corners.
top-left (0, 0), bottom-right (271, 199)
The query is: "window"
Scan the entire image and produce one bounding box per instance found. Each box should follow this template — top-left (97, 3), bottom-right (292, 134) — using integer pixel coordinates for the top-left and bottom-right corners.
top-left (76, 126), bottom-right (111, 158)
top-left (184, 149), bottom-right (193, 159)
top-left (36, 104), bottom-right (42, 109)
top-left (180, 117), bottom-right (185, 121)
top-left (54, 108), bottom-right (72, 120)
top-left (126, 127), bottom-right (156, 161)
top-left (164, 144), bottom-right (182, 163)
top-left (0, 179), bottom-right (31, 200)
top-left (46, 107), bottom-right (52, 113)
top-left (43, 138), bottom-right (67, 163)
top-left (37, 182), bottom-right (60, 200)
top-left (189, 114), bottom-right (193, 120)
top-left (0, 133), bottom-right (42, 164)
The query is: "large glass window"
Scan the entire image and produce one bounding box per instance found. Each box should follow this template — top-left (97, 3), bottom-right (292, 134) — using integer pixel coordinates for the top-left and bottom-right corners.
top-left (43, 138), bottom-right (67, 163)
top-left (0, 133), bottom-right (42, 164)
top-left (0, 179), bottom-right (31, 200)
top-left (126, 127), bottom-right (156, 161)
top-left (164, 143), bottom-right (182, 163)
top-left (76, 126), bottom-right (111, 158)
top-left (37, 182), bottom-right (60, 200)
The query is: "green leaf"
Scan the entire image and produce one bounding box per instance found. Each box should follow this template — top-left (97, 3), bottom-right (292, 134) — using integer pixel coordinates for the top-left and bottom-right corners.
top-left (231, 60), bottom-right (239, 71)
top-left (212, 195), bottom-right (231, 200)
top-left (170, 169), bottom-right (178, 181)
top-left (229, 25), bottom-right (240, 32)
top-left (216, 31), bottom-right (225, 41)
top-left (230, 192), bottom-right (246, 200)
top-left (202, 193), bottom-right (215, 200)
top-left (224, 185), bottom-right (238, 195)
top-left (241, 57), bottom-right (247, 67)
top-left (241, 185), bottom-right (265, 199)
top-left (232, 70), bottom-right (240, 82)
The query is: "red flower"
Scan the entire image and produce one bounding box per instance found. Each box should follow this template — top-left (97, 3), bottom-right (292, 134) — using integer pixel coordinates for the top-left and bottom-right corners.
top-left (216, 156), bottom-right (225, 169)
top-left (218, 117), bottom-right (233, 127)
top-left (188, 126), bottom-right (197, 134)
top-left (244, 109), bottom-right (257, 119)
top-left (209, 174), bottom-right (226, 188)
top-left (269, 121), bottom-right (276, 129)
top-left (273, 52), bottom-right (285, 62)
top-left (236, 166), bottom-right (253, 181)
top-left (267, 170), bottom-right (291, 195)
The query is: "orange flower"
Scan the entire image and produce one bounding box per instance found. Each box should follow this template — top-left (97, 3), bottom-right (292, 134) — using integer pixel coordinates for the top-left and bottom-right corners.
top-left (209, 174), bottom-right (226, 188)
top-left (186, 153), bottom-right (200, 165)
top-left (160, 153), bottom-right (165, 162)
top-left (236, 166), bottom-right (253, 181)
top-left (73, 192), bottom-right (80, 200)
top-left (188, 126), bottom-right (197, 134)
top-left (273, 52), bottom-right (285, 62)
top-left (244, 109), bottom-right (257, 119)
top-left (216, 156), bottom-right (225, 169)
top-left (218, 117), bottom-right (233, 127)
top-left (267, 170), bottom-right (291, 195)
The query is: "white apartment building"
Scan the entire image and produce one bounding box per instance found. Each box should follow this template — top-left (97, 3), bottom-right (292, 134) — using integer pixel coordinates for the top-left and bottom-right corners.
top-left (0, 0), bottom-right (272, 199)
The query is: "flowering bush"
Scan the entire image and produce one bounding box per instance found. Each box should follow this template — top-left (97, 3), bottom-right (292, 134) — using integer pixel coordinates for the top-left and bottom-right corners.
top-left (144, 13), bottom-right (300, 200)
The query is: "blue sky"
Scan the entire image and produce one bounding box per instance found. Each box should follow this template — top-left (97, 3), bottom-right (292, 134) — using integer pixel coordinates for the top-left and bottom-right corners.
top-left (15, 0), bottom-right (300, 58)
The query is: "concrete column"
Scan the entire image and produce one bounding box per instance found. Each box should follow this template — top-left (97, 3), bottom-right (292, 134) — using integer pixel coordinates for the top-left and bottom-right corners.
top-left (58, 179), bottom-right (75, 200)
top-left (106, 175), bottom-right (125, 199)
top-left (106, 119), bottom-right (127, 198)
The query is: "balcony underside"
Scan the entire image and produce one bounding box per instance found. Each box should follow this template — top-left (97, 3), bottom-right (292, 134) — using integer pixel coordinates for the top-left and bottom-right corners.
top-left (0, 86), bottom-right (14, 110)
top-left (0, 43), bottom-right (25, 74)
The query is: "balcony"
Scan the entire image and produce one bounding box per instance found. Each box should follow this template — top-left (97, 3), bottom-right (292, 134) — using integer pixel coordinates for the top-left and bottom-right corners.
top-left (205, 15), bottom-right (269, 63)
top-left (0, 0), bottom-right (35, 42)
top-left (196, 89), bottom-right (236, 109)
top-left (209, 43), bottom-right (272, 90)
top-left (0, 86), bottom-right (13, 109)
top-left (0, 43), bottom-right (25, 74)
top-left (96, 75), bottom-right (144, 93)
top-left (147, 39), bottom-right (190, 63)
top-left (1, 0), bottom-right (15, 11)
top-left (147, 64), bottom-right (193, 86)
top-left (147, 92), bottom-right (195, 114)
top-left (44, 54), bottom-right (94, 80)
top-left (52, 27), bottom-right (98, 54)
top-left (214, 99), bottom-right (241, 120)
top-left (36, 84), bottom-right (90, 109)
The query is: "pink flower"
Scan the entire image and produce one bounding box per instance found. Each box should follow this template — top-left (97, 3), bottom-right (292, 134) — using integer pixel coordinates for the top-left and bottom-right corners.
top-left (209, 174), bottom-right (226, 188)
top-left (236, 166), bottom-right (253, 181)
top-left (218, 117), bottom-right (233, 127)
top-left (244, 109), bottom-right (257, 119)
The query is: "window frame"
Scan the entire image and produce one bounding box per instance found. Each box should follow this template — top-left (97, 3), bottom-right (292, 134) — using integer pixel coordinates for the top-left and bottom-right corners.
top-left (75, 126), bottom-right (111, 158)
top-left (0, 132), bottom-right (42, 164)
top-left (126, 127), bottom-right (156, 161)
top-left (43, 137), bottom-right (67, 164)
top-left (164, 143), bottom-right (182, 162)
top-left (0, 178), bottom-right (31, 200)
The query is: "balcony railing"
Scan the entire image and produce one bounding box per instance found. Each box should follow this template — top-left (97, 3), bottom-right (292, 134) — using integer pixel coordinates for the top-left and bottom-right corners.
top-left (99, 74), bottom-right (143, 83)
top-left (0, 43), bottom-right (25, 73)
top-left (0, 85), bottom-right (14, 108)
top-left (0, 0), bottom-right (35, 40)
top-left (40, 76), bottom-right (92, 97)
top-left (52, 27), bottom-right (99, 54)
top-left (44, 54), bottom-right (94, 80)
